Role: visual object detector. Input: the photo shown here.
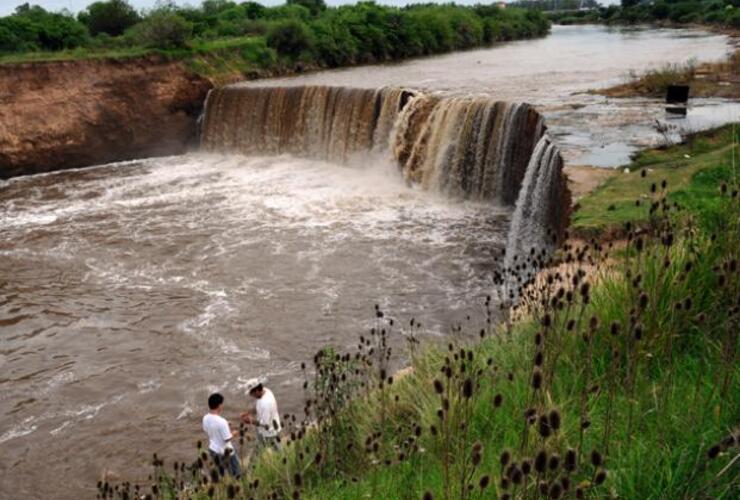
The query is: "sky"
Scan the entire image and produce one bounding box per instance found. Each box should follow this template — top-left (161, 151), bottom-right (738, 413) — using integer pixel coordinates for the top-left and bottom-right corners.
top-left (0, 0), bottom-right (620, 17)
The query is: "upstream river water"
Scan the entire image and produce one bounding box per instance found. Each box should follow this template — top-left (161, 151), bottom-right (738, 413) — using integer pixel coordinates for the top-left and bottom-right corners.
top-left (0, 25), bottom-right (737, 499)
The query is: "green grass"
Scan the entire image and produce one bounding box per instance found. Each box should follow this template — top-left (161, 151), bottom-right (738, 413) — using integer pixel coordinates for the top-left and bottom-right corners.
top-left (572, 124), bottom-right (739, 236)
top-left (0, 45), bottom-right (155, 64)
top-left (0, 34), bottom-right (281, 85)
top-left (185, 36), bottom-right (279, 82)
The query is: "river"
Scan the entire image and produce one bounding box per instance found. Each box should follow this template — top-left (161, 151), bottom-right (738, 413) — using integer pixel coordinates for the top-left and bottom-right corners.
top-left (0, 24), bottom-right (736, 499)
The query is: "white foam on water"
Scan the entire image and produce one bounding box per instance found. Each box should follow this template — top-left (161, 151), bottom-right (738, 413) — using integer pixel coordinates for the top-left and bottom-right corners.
top-left (0, 417), bottom-right (38, 444)
top-left (137, 379), bottom-right (162, 394)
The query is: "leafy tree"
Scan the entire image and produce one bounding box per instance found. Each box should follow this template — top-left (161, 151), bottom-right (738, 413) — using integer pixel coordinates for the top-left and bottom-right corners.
top-left (79, 0), bottom-right (140, 37)
top-left (241, 2), bottom-right (267, 19)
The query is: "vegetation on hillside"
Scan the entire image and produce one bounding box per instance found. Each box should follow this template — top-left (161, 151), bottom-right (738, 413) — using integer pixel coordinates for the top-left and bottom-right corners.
top-left (0, 1), bottom-right (550, 79)
top-left (99, 126), bottom-right (739, 499)
top-left (547, 0), bottom-right (740, 29)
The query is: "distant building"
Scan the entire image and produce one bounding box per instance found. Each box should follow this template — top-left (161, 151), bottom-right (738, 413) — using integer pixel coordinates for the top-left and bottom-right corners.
top-left (497, 2), bottom-right (507, 8)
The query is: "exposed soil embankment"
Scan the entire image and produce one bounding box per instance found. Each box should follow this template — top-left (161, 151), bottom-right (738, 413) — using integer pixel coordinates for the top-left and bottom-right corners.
top-left (0, 56), bottom-right (212, 178)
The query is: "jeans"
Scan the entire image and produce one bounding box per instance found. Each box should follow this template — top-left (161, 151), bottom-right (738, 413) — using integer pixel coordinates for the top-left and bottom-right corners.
top-left (209, 448), bottom-right (242, 479)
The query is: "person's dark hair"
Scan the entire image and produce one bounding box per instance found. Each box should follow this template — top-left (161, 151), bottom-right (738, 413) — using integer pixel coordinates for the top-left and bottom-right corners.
top-left (249, 383), bottom-right (264, 396)
top-left (208, 393), bottom-right (224, 410)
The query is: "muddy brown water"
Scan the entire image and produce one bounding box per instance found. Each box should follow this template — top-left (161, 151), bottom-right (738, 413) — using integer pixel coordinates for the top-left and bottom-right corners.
top-left (0, 24), bottom-right (736, 499)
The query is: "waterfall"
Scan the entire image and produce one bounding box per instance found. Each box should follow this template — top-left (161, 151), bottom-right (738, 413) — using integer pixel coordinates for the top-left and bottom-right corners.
top-left (504, 134), bottom-right (566, 268)
top-left (392, 95), bottom-right (541, 204)
top-left (201, 85), bottom-right (570, 252)
top-left (200, 86), bottom-right (407, 162)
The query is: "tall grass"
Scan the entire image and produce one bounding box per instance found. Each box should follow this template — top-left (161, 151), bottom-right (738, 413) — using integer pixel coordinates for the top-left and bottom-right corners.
top-left (99, 139), bottom-right (738, 499)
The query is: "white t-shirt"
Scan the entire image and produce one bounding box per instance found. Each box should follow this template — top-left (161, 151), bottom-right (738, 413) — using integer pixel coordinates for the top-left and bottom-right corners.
top-left (255, 388), bottom-right (281, 438)
top-left (202, 413), bottom-right (232, 455)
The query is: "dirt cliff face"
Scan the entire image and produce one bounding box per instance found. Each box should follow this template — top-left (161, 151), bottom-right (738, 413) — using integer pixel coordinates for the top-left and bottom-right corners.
top-left (0, 56), bottom-right (212, 178)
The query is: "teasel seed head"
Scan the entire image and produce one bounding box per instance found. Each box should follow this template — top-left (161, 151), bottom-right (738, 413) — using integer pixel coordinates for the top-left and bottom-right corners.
top-left (521, 458), bottom-right (532, 475)
top-left (549, 409), bottom-right (561, 431)
top-left (634, 323), bottom-right (643, 341)
top-left (493, 393), bottom-right (503, 408)
top-left (565, 448), bottom-right (577, 472)
top-left (535, 351), bottom-right (544, 367)
top-left (432, 378), bottom-right (445, 395)
top-left (560, 477), bottom-right (571, 492)
top-left (538, 414), bottom-right (552, 438)
top-left (590, 450), bottom-right (603, 467)
top-left (462, 378), bottom-right (473, 399)
top-left (500, 476), bottom-right (511, 490)
top-left (594, 469), bottom-right (607, 485)
top-left (589, 315), bottom-right (599, 331)
top-left (610, 321), bottom-right (621, 336)
top-left (549, 482), bottom-right (563, 499)
top-left (511, 467), bottom-right (523, 485)
top-left (532, 367), bottom-right (543, 390)
top-left (500, 450), bottom-right (511, 468)
top-left (539, 480), bottom-right (549, 495)
top-left (479, 475), bottom-right (490, 490)
top-left (535, 450), bottom-right (548, 473)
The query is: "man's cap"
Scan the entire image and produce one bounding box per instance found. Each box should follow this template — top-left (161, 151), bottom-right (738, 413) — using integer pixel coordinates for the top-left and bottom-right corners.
top-left (242, 377), bottom-right (266, 395)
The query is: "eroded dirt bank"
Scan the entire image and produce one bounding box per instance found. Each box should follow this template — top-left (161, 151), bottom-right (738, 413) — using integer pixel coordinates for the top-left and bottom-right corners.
top-left (0, 56), bottom-right (212, 178)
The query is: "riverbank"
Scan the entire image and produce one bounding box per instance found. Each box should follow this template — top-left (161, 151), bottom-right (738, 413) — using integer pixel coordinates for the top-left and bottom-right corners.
top-left (0, 56), bottom-right (211, 178)
top-left (571, 124), bottom-right (738, 237)
top-left (594, 45), bottom-right (740, 100)
top-left (112, 124), bottom-right (739, 499)
top-left (0, 2), bottom-right (552, 178)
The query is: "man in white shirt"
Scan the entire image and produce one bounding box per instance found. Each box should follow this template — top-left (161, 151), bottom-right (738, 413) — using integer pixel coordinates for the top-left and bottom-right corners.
top-left (241, 382), bottom-right (281, 452)
top-left (202, 393), bottom-right (242, 478)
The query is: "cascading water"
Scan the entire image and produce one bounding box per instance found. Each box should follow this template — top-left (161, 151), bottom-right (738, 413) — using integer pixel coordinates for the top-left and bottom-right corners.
top-left (200, 85), bottom-right (570, 254)
top-left (504, 134), bottom-right (568, 268)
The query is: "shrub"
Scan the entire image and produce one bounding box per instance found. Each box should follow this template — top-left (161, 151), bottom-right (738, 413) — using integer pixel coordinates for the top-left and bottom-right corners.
top-left (265, 19), bottom-right (314, 56)
top-left (0, 5), bottom-right (88, 52)
top-left (129, 11), bottom-right (192, 49)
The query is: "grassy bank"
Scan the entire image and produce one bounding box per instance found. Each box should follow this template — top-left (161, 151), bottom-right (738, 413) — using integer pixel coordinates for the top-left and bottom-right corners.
top-left (102, 127), bottom-right (740, 499)
top-left (572, 124), bottom-right (739, 237)
top-left (0, 1), bottom-right (550, 82)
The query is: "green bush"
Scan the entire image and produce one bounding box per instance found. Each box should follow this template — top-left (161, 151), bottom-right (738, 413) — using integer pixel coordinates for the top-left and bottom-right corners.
top-left (0, 5), bottom-right (88, 53)
top-left (128, 11), bottom-right (192, 49)
top-left (265, 18), bottom-right (314, 56)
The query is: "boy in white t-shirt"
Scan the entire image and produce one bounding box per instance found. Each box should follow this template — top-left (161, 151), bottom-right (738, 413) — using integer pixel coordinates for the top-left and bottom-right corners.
top-left (202, 393), bottom-right (242, 478)
top-left (241, 382), bottom-right (281, 452)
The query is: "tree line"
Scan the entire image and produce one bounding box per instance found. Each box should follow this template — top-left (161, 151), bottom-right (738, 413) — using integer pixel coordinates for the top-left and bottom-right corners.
top-left (548, 0), bottom-right (740, 28)
top-left (0, 0), bottom-right (551, 68)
